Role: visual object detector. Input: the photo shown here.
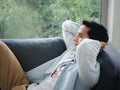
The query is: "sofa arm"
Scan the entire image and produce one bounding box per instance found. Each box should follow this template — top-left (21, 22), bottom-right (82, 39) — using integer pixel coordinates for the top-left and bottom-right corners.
top-left (1, 37), bottom-right (66, 72)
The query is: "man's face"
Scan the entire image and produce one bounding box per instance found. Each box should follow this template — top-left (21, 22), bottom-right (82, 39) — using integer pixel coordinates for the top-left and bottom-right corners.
top-left (74, 25), bottom-right (90, 51)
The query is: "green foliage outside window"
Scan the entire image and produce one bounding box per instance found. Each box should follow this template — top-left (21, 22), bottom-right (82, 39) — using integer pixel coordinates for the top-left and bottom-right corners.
top-left (0, 0), bottom-right (101, 39)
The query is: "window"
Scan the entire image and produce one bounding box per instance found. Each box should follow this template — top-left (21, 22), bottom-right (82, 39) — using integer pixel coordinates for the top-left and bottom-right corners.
top-left (0, 0), bottom-right (101, 39)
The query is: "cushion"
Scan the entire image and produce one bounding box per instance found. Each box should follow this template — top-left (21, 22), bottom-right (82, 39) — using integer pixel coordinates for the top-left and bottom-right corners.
top-left (92, 44), bottom-right (117, 90)
top-left (1, 37), bottom-right (66, 72)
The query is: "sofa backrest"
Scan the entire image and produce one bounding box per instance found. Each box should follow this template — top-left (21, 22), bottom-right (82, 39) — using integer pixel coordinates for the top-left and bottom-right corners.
top-left (91, 45), bottom-right (116, 90)
top-left (103, 43), bottom-right (120, 90)
top-left (1, 37), bottom-right (66, 72)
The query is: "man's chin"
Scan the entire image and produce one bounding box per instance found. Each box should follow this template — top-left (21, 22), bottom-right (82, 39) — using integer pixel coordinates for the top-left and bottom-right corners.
top-left (73, 46), bottom-right (77, 51)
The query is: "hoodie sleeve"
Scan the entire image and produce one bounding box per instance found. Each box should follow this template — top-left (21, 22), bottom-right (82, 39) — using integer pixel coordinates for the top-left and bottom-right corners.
top-left (75, 38), bottom-right (101, 88)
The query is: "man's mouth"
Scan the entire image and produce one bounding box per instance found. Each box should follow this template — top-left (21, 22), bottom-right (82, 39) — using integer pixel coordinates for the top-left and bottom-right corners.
top-left (74, 43), bottom-right (78, 46)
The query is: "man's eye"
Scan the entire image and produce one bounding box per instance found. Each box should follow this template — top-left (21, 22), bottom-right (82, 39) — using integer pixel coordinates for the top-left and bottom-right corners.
top-left (79, 35), bottom-right (83, 38)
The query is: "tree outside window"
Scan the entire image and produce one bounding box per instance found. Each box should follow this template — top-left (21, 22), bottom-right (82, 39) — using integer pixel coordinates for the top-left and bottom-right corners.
top-left (0, 0), bottom-right (101, 39)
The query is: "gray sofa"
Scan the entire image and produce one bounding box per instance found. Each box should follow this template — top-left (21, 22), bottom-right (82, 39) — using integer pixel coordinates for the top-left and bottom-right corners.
top-left (1, 37), bottom-right (120, 90)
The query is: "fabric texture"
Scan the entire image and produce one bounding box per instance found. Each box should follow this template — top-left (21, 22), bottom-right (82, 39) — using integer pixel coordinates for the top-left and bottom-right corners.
top-left (54, 59), bottom-right (77, 90)
top-left (0, 41), bottom-right (29, 90)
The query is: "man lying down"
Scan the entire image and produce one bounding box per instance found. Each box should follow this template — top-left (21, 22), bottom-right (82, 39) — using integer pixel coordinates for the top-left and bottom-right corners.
top-left (0, 20), bottom-right (108, 90)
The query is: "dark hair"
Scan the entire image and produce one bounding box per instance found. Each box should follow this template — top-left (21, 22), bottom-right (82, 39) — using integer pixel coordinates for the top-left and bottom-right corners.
top-left (82, 20), bottom-right (109, 42)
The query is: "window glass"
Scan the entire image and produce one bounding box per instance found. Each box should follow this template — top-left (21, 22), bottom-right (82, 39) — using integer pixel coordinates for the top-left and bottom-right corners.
top-left (0, 0), bottom-right (101, 39)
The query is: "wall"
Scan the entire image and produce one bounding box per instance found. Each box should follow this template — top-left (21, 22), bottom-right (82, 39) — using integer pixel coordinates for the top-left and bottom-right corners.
top-left (107, 0), bottom-right (120, 53)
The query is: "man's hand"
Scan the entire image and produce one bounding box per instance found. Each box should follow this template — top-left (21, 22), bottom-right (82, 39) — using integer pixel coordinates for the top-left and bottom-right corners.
top-left (100, 42), bottom-right (107, 52)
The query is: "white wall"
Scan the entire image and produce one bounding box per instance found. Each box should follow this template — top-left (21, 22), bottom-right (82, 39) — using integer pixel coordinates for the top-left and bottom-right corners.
top-left (107, 0), bottom-right (120, 53)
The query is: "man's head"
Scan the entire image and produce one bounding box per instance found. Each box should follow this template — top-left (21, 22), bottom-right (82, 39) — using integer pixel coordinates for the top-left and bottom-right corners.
top-left (74, 20), bottom-right (109, 50)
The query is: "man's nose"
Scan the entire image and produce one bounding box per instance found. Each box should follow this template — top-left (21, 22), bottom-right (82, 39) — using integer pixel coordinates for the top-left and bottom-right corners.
top-left (74, 36), bottom-right (78, 43)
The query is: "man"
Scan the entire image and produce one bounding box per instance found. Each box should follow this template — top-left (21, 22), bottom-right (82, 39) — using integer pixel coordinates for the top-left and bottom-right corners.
top-left (0, 20), bottom-right (108, 90)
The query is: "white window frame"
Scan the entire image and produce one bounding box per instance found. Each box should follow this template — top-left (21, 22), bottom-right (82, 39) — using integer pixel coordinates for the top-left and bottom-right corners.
top-left (100, 0), bottom-right (109, 28)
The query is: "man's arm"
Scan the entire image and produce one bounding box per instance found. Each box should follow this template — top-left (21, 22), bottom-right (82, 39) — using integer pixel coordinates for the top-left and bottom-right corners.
top-left (62, 20), bottom-right (80, 49)
top-left (75, 39), bottom-right (101, 88)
